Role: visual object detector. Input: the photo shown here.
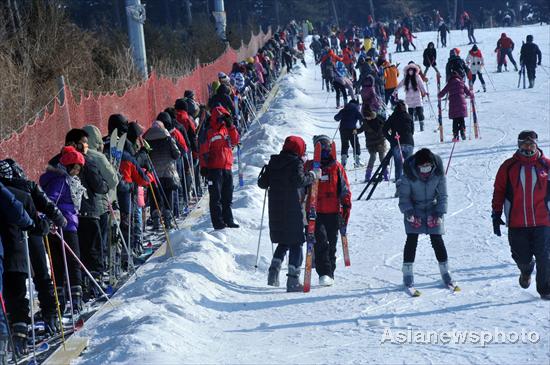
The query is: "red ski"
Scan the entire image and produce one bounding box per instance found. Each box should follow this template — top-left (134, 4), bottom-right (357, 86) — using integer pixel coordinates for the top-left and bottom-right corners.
top-left (303, 142), bottom-right (322, 293)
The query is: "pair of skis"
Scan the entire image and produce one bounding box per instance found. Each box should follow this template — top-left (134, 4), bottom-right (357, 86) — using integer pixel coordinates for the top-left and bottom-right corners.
top-left (406, 284), bottom-right (461, 297)
top-left (303, 142), bottom-right (350, 293)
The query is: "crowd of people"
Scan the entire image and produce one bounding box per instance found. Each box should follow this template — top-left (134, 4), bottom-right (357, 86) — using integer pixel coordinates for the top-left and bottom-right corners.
top-left (0, 30), bottom-right (298, 362)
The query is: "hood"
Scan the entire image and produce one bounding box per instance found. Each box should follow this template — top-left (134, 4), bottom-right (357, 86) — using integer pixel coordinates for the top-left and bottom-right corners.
top-left (282, 136), bottom-right (306, 157)
top-left (404, 63), bottom-right (420, 73)
top-left (143, 123), bottom-right (170, 141)
top-left (108, 114), bottom-right (128, 136)
top-left (157, 112), bottom-right (174, 131)
top-left (501, 33), bottom-right (506, 38)
top-left (403, 153), bottom-right (444, 181)
top-left (127, 122), bottom-right (143, 144)
top-left (82, 125), bottom-right (103, 152)
top-left (209, 106), bottom-right (231, 130)
top-left (217, 84), bottom-right (231, 95)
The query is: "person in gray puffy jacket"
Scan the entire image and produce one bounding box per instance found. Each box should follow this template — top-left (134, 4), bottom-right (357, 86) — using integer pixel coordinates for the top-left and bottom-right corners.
top-left (398, 148), bottom-right (455, 289)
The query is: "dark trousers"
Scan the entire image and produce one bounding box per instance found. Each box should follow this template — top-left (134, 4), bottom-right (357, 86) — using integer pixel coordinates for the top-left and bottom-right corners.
top-left (440, 34), bottom-right (447, 47)
top-left (340, 129), bottom-right (361, 157)
top-left (452, 117), bottom-right (466, 137)
top-left (498, 48), bottom-right (517, 69)
top-left (384, 88), bottom-right (396, 105)
top-left (3, 271), bottom-right (28, 324)
top-left (48, 230), bottom-right (82, 289)
top-left (408, 106), bottom-right (425, 122)
top-left (99, 212), bottom-right (109, 269)
top-left (333, 81), bottom-right (347, 106)
top-left (403, 233), bottom-right (448, 263)
top-left (314, 213), bottom-right (339, 278)
top-left (29, 234), bottom-right (56, 316)
top-left (273, 243), bottom-right (303, 268)
top-left (525, 64), bottom-right (536, 80)
top-left (78, 217), bottom-right (103, 275)
top-left (207, 169), bottom-right (235, 228)
top-left (472, 72), bottom-right (485, 85)
top-left (508, 227), bottom-right (550, 295)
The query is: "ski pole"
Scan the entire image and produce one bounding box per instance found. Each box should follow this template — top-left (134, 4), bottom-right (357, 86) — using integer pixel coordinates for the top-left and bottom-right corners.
top-left (59, 229), bottom-right (76, 331)
top-left (445, 140), bottom-right (457, 175)
top-left (0, 293), bottom-right (17, 365)
top-left (44, 235), bottom-right (66, 350)
top-left (394, 133), bottom-right (404, 163)
top-left (53, 231), bottom-right (115, 308)
top-left (352, 133), bottom-right (358, 182)
top-left (107, 203), bottom-right (137, 276)
top-left (254, 189), bottom-right (268, 269)
top-left (482, 65), bottom-right (496, 91)
top-left (149, 182), bottom-right (175, 257)
top-left (22, 232), bottom-right (36, 363)
top-left (237, 144), bottom-right (244, 188)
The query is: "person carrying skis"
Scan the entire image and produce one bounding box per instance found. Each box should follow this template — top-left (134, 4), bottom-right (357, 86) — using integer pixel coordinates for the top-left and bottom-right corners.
top-left (383, 100), bottom-right (415, 196)
top-left (398, 148), bottom-right (455, 295)
top-left (304, 135), bottom-right (351, 286)
top-left (422, 42), bottom-right (439, 76)
top-left (357, 110), bottom-right (388, 183)
top-left (199, 106), bottom-right (240, 230)
top-left (495, 33), bottom-right (518, 72)
top-left (437, 22), bottom-right (450, 48)
top-left (465, 44), bottom-right (486, 92)
top-left (438, 71), bottom-right (472, 141)
top-left (519, 35), bottom-right (542, 88)
top-left (334, 99), bottom-right (363, 168)
top-left (492, 131), bottom-right (550, 300)
top-left (258, 136), bottom-right (316, 292)
top-left (393, 63), bottom-right (427, 132)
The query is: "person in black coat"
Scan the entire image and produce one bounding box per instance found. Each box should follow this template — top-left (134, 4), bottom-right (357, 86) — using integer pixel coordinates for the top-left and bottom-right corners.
top-left (0, 181), bottom-right (33, 361)
top-left (422, 42), bottom-right (439, 76)
top-left (382, 100), bottom-right (415, 193)
top-left (0, 159), bottom-right (67, 336)
top-left (520, 35), bottom-right (542, 88)
top-left (208, 84), bottom-right (235, 116)
top-left (257, 136), bottom-right (316, 292)
top-left (334, 99), bottom-right (363, 168)
top-left (445, 49), bottom-right (470, 82)
top-left (438, 22), bottom-right (450, 47)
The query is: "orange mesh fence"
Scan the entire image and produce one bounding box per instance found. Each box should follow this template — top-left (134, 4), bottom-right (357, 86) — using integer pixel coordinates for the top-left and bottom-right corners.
top-left (0, 29), bottom-right (271, 180)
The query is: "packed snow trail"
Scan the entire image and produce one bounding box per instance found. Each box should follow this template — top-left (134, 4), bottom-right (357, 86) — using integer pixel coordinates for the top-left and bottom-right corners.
top-left (77, 25), bottom-right (549, 364)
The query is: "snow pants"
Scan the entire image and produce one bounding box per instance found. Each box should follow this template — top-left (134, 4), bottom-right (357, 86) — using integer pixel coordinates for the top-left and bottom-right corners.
top-left (333, 81), bottom-right (347, 107)
top-left (508, 226), bottom-right (550, 295)
top-left (47, 230), bottom-right (82, 289)
top-left (525, 63), bottom-right (537, 81)
top-left (393, 144), bottom-right (414, 182)
top-left (340, 129), bottom-right (361, 159)
top-left (452, 117), bottom-right (466, 138)
top-left (366, 143), bottom-right (387, 170)
top-left (28, 234), bottom-right (56, 317)
top-left (403, 234), bottom-right (448, 263)
top-left (314, 213), bottom-right (339, 278)
top-left (78, 217), bottom-right (103, 275)
top-left (273, 243), bottom-right (303, 269)
top-left (408, 106), bottom-right (425, 123)
top-left (471, 72), bottom-right (485, 86)
top-left (498, 48), bottom-right (517, 71)
top-left (207, 169), bottom-right (235, 228)
top-left (384, 88), bottom-right (397, 105)
top-left (3, 271), bottom-right (29, 324)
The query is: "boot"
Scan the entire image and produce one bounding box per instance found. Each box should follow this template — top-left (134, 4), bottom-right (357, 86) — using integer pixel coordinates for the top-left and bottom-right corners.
top-left (341, 154), bottom-right (348, 168)
top-left (0, 336), bottom-right (8, 365)
top-left (354, 155), bottom-right (364, 168)
top-left (336, 97), bottom-right (340, 108)
top-left (482, 83), bottom-right (487, 92)
top-left (162, 209), bottom-right (173, 230)
top-left (518, 260), bottom-right (535, 289)
top-left (43, 311), bottom-right (60, 336)
top-left (419, 121), bottom-right (425, 132)
top-left (56, 287), bottom-right (66, 314)
top-left (402, 262), bottom-right (414, 288)
top-left (70, 285), bottom-right (83, 314)
top-left (438, 261), bottom-right (455, 286)
top-left (383, 168), bottom-right (389, 181)
top-left (364, 168), bottom-right (372, 182)
top-left (460, 129), bottom-right (466, 140)
top-left (528, 78), bottom-right (534, 88)
top-left (151, 210), bottom-right (161, 231)
top-left (267, 258), bottom-right (282, 287)
top-left (286, 265), bottom-right (303, 292)
top-left (11, 322), bottom-right (28, 358)
top-left (319, 275), bottom-right (334, 286)
top-left (513, 63), bottom-right (518, 72)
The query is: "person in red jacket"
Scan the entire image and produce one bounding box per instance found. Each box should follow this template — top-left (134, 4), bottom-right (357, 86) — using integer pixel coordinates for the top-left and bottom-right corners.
top-left (305, 135), bottom-right (351, 286)
top-left (492, 130), bottom-right (550, 300)
top-left (495, 32), bottom-right (518, 72)
top-left (199, 106), bottom-right (240, 229)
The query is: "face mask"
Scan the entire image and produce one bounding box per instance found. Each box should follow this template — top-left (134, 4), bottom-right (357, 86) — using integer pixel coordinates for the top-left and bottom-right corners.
top-left (418, 164), bottom-right (433, 174)
top-left (321, 150), bottom-right (331, 159)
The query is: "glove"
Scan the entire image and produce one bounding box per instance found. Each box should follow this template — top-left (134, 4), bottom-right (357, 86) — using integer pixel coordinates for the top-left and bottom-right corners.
top-left (225, 116), bottom-right (234, 128)
top-left (33, 217), bottom-right (51, 236)
top-left (492, 212), bottom-right (505, 237)
top-left (44, 313), bottom-right (60, 336)
top-left (405, 211), bottom-right (422, 229)
top-left (53, 214), bottom-right (67, 229)
top-left (200, 167), bottom-right (208, 177)
top-left (427, 215), bottom-right (442, 228)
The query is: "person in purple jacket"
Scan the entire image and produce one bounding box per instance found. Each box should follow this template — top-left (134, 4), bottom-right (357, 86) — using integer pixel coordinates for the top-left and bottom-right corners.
top-left (39, 146), bottom-right (86, 314)
top-left (438, 71), bottom-right (472, 141)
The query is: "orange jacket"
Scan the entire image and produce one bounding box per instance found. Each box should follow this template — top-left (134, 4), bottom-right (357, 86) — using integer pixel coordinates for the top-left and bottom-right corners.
top-left (384, 65), bottom-right (399, 89)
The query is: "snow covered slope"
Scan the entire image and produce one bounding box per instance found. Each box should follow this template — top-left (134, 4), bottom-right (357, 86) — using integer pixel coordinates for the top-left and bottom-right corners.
top-left (77, 25), bottom-right (550, 364)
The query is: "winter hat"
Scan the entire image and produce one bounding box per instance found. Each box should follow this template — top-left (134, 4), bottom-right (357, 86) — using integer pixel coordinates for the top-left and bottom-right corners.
top-left (108, 114), bottom-right (129, 136)
top-left (313, 135), bottom-right (331, 146)
top-left (501, 33), bottom-right (506, 38)
top-left (60, 146), bottom-right (85, 167)
top-left (517, 130), bottom-right (538, 146)
top-left (184, 90), bottom-right (194, 98)
top-left (157, 112), bottom-right (174, 131)
top-left (471, 44), bottom-right (478, 52)
top-left (174, 98), bottom-right (188, 111)
top-left (0, 160), bottom-right (13, 180)
top-left (218, 72), bottom-right (227, 79)
top-left (414, 148), bottom-right (434, 166)
top-left (365, 110), bottom-right (377, 120)
top-left (282, 136), bottom-right (306, 156)
top-left (4, 159), bottom-right (26, 179)
top-left (127, 122), bottom-right (143, 144)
